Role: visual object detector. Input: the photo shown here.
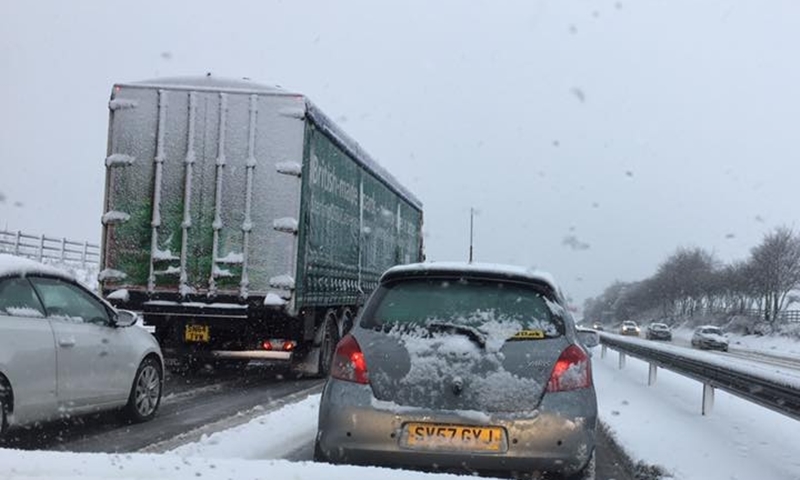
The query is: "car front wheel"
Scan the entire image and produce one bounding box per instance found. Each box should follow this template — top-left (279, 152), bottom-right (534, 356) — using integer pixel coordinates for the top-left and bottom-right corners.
top-left (125, 357), bottom-right (163, 422)
top-left (0, 395), bottom-right (6, 437)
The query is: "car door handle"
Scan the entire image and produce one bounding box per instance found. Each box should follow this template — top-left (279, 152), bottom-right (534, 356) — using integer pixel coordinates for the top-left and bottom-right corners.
top-left (58, 337), bottom-right (76, 348)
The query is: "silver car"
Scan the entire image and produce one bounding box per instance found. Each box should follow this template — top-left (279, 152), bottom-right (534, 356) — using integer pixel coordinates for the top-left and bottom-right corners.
top-left (315, 262), bottom-right (598, 479)
top-left (691, 325), bottom-right (729, 351)
top-left (0, 254), bottom-right (163, 437)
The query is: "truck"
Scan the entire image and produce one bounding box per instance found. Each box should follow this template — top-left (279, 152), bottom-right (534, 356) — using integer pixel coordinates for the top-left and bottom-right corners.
top-left (99, 75), bottom-right (424, 375)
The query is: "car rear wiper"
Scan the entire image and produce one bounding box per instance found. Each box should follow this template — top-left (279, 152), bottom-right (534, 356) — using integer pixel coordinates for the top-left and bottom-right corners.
top-left (426, 321), bottom-right (486, 348)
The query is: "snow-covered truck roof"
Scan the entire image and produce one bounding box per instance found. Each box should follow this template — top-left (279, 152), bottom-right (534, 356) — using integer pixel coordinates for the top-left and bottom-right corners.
top-left (113, 75), bottom-right (423, 211)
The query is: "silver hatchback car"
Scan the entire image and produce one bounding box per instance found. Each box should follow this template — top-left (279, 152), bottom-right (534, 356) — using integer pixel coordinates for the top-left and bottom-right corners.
top-left (315, 262), bottom-right (598, 479)
top-left (0, 254), bottom-right (164, 437)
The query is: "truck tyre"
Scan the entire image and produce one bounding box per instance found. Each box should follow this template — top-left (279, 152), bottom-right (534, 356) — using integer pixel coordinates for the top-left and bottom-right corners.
top-left (318, 311), bottom-right (339, 377)
top-left (339, 308), bottom-right (355, 337)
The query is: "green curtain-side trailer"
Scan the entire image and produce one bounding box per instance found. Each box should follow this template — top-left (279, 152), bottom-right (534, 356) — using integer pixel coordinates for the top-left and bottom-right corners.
top-left (100, 76), bottom-right (423, 374)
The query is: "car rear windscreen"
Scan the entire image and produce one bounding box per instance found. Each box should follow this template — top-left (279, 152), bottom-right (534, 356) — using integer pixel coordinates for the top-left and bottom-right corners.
top-left (363, 278), bottom-right (564, 336)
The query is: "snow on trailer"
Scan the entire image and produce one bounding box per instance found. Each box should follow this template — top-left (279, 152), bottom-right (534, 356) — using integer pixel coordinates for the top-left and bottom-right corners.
top-left (99, 75), bottom-right (423, 374)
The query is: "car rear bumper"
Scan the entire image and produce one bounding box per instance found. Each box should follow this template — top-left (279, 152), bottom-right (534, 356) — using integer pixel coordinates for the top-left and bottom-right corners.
top-left (698, 341), bottom-right (728, 350)
top-left (316, 379), bottom-right (597, 476)
top-left (648, 333), bottom-right (672, 340)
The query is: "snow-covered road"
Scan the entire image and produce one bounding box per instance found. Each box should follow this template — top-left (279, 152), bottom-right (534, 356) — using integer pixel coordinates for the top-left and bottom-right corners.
top-left (3, 335), bottom-right (799, 480)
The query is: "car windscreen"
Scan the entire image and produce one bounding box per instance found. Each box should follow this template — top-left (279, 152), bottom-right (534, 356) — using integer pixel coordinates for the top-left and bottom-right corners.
top-left (702, 327), bottom-right (723, 335)
top-left (361, 277), bottom-right (565, 337)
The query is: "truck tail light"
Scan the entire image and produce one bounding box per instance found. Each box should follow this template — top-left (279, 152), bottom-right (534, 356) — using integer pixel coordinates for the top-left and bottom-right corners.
top-left (547, 344), bottom-right (592, 392)
top-left (262, 339), bottom-right (296, 351)
top-left (330, 334), bottom-right (369, 384)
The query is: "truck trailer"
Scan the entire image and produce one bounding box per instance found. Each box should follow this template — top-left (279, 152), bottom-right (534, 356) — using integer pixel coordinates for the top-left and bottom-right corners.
top-left (100, 75), bottom-right (423, 374)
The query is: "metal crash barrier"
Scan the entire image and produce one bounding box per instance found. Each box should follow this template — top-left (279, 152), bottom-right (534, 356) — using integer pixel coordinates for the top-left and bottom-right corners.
top-left (599, 333), bottom-right (800, 421)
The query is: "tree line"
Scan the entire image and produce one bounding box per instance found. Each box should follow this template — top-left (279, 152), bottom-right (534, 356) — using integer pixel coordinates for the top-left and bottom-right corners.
top-left (583, 226), bottom-right (800, 325)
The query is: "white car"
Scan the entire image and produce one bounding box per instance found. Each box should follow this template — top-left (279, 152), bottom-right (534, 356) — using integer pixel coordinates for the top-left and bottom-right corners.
top-left (690, 325), bottom-right (729, 352)
top-left (0, 254), bottom-right (163, 437)
top-left (620, 320), bottom-right (640, 336)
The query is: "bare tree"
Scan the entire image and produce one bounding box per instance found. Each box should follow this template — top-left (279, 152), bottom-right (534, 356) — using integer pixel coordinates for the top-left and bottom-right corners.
top-left (586, 229), bottom-right (800, 325)
top-left (749, 226), bottom-right (800, 322)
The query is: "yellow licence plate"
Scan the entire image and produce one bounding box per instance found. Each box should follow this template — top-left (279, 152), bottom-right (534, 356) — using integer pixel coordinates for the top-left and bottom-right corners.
top-left (403, 423), bottom-right (507, 452)
top-left (184, 324), bottom-right (210, 343)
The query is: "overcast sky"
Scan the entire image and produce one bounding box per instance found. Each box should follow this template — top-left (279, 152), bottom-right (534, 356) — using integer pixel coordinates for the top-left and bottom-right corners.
top-left (2, 0), bottom-right (799, 308)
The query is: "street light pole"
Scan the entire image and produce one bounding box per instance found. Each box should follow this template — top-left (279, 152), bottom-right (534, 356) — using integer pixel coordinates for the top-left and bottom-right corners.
top-left (469, 207), bottom-right (474, 263)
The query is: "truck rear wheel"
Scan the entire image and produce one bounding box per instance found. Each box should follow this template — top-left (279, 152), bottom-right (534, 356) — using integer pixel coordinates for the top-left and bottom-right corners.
top-left (318, 310), bottom-right (339, 377)
top-left (339, 308), bottom-right (355, 336)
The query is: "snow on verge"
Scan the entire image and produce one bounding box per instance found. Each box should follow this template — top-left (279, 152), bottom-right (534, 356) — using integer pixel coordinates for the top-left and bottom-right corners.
top-left (594, 351), bottom-right (800, 480)
top-left (171, 394), bottom-right (320, 460)
top-left (0, 450), bottom-right (471, 480)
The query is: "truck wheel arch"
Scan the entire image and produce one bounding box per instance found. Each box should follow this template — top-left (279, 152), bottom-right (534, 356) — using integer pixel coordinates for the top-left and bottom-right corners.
top-left (338, 308), bottom-right (355, 337)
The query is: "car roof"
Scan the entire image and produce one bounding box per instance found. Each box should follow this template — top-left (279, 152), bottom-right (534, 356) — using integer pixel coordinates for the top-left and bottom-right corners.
top-left (696, 325), bottom-right (722, 331)
top-left (0, 254), bottom-right (74, 281)
top-left (381, 262), bottom-right (561, 297)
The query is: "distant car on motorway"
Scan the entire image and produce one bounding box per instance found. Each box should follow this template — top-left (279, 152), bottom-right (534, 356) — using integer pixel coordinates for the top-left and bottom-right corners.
top-left (315, 262), bottom-right (598, 479)
top-left (592, 322), bottom-right (604, 331)
top-left (691, 325), bottom-right (729, 351)
top-left (620, 320), bottom-right (640, 336)
top-left (0, 254), bottom-right (164, 438)
top-left (645, 322), bottom-right (672, 341)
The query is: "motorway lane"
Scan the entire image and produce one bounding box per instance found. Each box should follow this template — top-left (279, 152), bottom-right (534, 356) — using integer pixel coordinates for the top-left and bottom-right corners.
top-left (647, 333), bottom-right (800, 372)
top-left (1, 364), bottom-right (638, 479)
top-left (0, 365), bottom-right (323, 452)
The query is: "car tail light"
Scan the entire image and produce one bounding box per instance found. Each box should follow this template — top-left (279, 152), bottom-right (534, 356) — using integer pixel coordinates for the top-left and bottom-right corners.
top-left (330, 334), bottom-right (369, 384)
top-left (262, 340), bottom-right (273, 350)
top-left (546, 344), bottom-right (592, 392)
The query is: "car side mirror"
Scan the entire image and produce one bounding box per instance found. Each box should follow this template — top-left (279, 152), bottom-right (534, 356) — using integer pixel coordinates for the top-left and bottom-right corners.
top-left (114, 310), bottom-right (139, 328)
top-left (577, 329), bottom-right (600, 348)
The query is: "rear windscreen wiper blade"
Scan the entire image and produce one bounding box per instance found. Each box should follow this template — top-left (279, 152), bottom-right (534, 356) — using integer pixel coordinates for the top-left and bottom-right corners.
top-left (426, 321), bottom-right (486, 348)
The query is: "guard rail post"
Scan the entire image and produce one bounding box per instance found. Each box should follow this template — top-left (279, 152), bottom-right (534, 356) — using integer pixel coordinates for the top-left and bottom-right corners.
top-left (648, 363), bottom-right (658, 386)
top-left (618, 351), bottom-right (626, 369)
top-left (702, 383), bottom-right (715, 416)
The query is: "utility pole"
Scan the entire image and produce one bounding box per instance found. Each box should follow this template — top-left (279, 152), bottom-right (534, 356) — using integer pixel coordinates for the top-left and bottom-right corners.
top-left (469, 207), bottom-right (474, 263)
